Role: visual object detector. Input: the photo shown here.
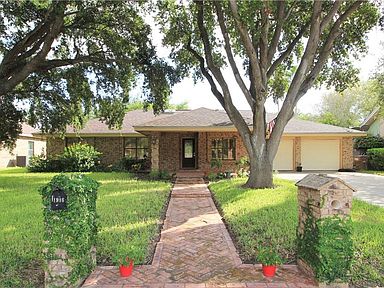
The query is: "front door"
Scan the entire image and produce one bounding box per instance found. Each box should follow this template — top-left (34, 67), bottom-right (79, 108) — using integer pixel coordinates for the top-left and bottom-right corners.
top-left (182, 138), bottom-right (196, 168)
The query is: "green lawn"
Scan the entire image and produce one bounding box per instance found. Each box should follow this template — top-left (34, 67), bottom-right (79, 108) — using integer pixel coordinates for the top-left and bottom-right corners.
top-left (210, 177), bottom-right (384, 288)
top-left (360, 170), bottom-right (384, 176)
top-left (0, 168), bottom-right (170, 288)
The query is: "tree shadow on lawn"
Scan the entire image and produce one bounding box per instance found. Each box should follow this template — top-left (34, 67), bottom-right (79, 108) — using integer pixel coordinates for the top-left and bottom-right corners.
top-left (97, 189), bottom-right (171, 266)
top-left (212, 193), bottom-right (298, 265)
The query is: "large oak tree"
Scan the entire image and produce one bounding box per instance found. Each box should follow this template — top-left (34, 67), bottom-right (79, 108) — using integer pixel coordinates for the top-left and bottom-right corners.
top-left (157, 0), bottom-right (379, 188)
top-left (0, 0), bottom-right (175, 149)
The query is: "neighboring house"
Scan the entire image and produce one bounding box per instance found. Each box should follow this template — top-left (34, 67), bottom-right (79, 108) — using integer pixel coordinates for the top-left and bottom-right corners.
top-left (45, 108), bottom-right (364, 173)
top-left (359, 107), bottom-right (384, 137)
top-left (0, 124), bottom-right (46, 168)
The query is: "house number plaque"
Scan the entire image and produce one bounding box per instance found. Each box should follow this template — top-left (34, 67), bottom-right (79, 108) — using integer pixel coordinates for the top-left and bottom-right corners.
top-left (51, 188), bottom-right (67, 211)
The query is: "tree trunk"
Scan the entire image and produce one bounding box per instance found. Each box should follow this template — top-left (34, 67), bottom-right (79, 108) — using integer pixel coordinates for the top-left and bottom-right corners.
top-left (244, 145), bottom-right (273, 189)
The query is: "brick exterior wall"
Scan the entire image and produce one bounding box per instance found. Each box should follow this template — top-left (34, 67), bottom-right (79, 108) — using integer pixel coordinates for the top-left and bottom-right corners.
top-left (47, 136), bottom-right (128, 166)
top-left (94, 137), bottom-right (124, 166)
top-left (341, 137), bottom-right (354, 169)
top-left (294, 137), bottom-right (301, 167)
top-left (46, 137), bottom-right (65, 156)
top-left (46, 133), bottom-right (355, 172)
top-left (297, 176), bottom-right (353, 286)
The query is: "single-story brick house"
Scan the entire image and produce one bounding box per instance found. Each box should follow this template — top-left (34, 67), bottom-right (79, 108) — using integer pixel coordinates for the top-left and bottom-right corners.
top-left (43, 108), bottom-right (365, 173)
top-left (1, 123), bottom-right (46, 167)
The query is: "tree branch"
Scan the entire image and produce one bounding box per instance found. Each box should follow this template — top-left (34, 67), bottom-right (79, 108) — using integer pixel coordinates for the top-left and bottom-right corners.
top-left (214, 1), bottom-right (255, 109)
top-left (195, 0), bottom-right (251, 136)
top-left (259, 1), bottom-right (270, 83)
top-left (184, 39), bottom-right (225, 107)
top-left (0, 3), bottom-right (66, 96)
top-left (320, 0), bottom-right (343, 33)
top-left (297, 1), bottom-right (364, 102)
top-left (267, 21), bottom-right (309, 79)
top-left (268, 0), bottom-right (323, 157)
top-left (267, 0), bottom-right (285, 67)
top-left (229, 0), bottom-right (265, 99)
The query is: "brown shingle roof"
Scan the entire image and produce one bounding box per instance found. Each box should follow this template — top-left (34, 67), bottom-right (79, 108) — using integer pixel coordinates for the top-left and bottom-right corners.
top-left (134, 107), bottom-right (364, 135)
top-left (20, 123), bottom-right (40, 137)
top-left (65, 110), bottom-right (181, 135)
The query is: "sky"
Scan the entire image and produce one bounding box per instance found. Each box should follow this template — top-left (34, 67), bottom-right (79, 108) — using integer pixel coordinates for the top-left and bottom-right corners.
top-left (151, 23), bottom-right (384, 114)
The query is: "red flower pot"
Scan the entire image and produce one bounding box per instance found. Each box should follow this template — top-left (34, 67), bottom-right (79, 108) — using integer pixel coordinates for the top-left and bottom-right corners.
top-left (119, 260), bottom-right (134, 277)
top-left (262, 264), bottom-right (277, 277)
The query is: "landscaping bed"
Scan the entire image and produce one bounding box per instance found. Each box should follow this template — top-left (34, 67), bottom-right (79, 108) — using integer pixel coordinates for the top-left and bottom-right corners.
top-left (0, 168), bottom-right (170, 288)
top-left (210, 177), bottom-right (384, 288)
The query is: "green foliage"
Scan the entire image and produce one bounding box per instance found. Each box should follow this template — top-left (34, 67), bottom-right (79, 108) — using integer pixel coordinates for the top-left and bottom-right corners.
top-left (0, 97), bottom-right (23, 150)
top-left (210, 159), bottom-right (223, 170)
top-left (126, 99), bottom-right (189, 112)
top-left (209, 177), bottom-right (384, 287)
top-left (367, 148), bottom-right (384, 170)
top-left (0, 168), bottom-right (171, 287)
top-left (113, 157), bottom-right (150, 172)
top-left (149, 169), bottom-right (171, 181)
top-left (298, 207), bottom-right (353, 283)
top-left (354, 136), bottom-right (384, 149)
top-left (28, 155), bottom-right (50, 172)
top-left (41, 174), bottom-right (99, 286)
top-left (257, 246), bottom-right (283, 266)
top-left (1, 1), bottom-right (176, 148)
top-left (113, 255), bottom-right (134, 267)
top-left (61, 143), bottom-right (102, 172)
top-left (236, 156), bottom-right (249, 177)
top-left (28, 143), bottom-right (102, 172)
top-left (210, 177), bottom-right (299, 263)
top-left (299, 80), bottom-right (382, 128)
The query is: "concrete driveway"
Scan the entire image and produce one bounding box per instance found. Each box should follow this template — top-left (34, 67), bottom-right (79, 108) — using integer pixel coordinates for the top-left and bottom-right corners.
top-left (277, 171), bottom-right (384, 207)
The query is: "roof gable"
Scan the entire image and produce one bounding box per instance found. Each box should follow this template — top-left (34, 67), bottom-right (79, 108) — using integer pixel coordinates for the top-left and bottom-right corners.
top-left (296, 174), bottom-right (356, 191)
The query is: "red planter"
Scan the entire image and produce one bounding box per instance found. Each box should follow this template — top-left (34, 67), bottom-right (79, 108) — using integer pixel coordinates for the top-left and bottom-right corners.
top-left (119, 260), bottom-right (134, 277)
top-left (262, 264), bottom-right (277, 277)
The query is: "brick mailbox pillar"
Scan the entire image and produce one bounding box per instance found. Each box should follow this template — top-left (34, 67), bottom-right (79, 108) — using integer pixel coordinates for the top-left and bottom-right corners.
top-left (41, 174), bottom-right (99, 288)
top-left (296, 174), bottom-right (355, 287)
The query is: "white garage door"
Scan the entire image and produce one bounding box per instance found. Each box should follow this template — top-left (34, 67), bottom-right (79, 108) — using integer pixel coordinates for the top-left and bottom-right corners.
top-left (273, 139), bottom-right (294, 170)
top-left (301, 139), bottom-right (340, 170)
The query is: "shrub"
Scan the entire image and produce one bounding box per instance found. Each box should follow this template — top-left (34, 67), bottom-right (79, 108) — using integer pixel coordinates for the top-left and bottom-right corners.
top-left (207, 172), bottom-right (217, 182)
top-left (28, 143), bottom-right (102, 172)
top-left (367, 148), bottom-right (384, 170)
top-left (61, 143), bottom-right (102, 172)
top-left (115, 157), bottom-right (150, 172)
top-left (149, 169), bottom-right (171, 180)
top-left (354, 136), bottom-right (384, 150)
top-left (236, 156), bottom-right (249, 177)
top-left (28, 155), bottom-right (49, 172)
top-left (210, 159), bottom-right (223, 171)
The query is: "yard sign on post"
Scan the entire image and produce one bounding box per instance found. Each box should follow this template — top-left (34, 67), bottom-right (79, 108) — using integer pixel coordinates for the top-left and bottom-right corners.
top-left (41, 174), bottom-right (99, 288)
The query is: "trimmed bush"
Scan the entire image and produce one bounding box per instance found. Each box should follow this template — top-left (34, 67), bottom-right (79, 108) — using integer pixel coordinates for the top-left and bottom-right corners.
top-left (367, 148), bottom-right (384, 170)
top-left (354, 136), bottom-right (384, 150)
top-left (61, 143), bottom-right (102, 172)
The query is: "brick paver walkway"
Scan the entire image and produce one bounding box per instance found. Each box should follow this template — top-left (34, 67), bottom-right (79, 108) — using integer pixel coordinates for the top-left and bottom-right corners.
top-left (83, 173), bottom-right (316, 288)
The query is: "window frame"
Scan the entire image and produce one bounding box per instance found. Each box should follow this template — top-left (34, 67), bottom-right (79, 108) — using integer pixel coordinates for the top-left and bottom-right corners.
top-left (123, 137), bottom-right (149, 160)
top-left (211, 138), bottom-right (236, 160)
